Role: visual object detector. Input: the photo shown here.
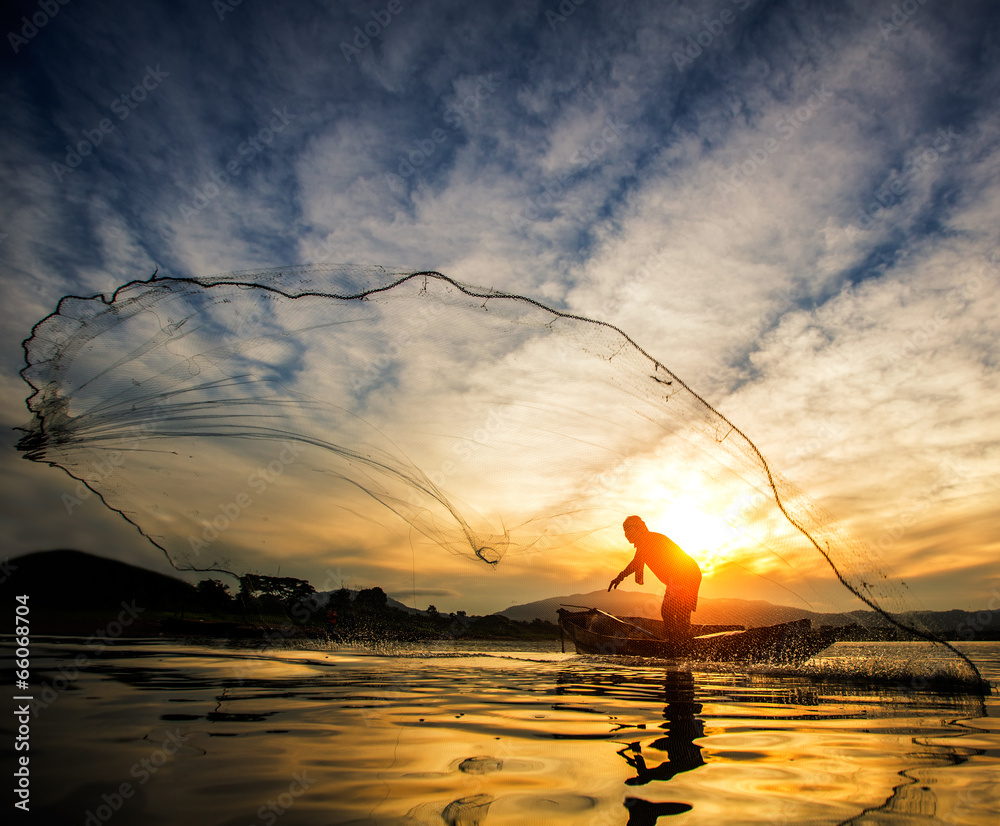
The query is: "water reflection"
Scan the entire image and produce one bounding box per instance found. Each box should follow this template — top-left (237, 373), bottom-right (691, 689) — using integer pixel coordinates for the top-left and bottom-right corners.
top-left (10, 639), bottom-right (998, 825)
top-left (441, 792), bottom-right (493, 825)
top-left (618, 669), bottom-right (705, 786)
top-left (616, 669), bottom-right (702, 821)
top-left (553, 660), bottom-right (993, 825)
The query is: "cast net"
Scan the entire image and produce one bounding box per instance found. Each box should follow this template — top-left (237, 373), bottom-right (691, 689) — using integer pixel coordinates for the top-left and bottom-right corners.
top-left (16, 265), bottom-right (987, 688)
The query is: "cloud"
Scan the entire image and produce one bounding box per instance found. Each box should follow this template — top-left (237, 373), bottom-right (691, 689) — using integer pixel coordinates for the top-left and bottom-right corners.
top-left (2, 0), bottom-right (998, 613)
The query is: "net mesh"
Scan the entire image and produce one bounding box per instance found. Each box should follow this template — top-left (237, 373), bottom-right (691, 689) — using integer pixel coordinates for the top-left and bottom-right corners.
top-left (16, 265), bottom-right (987, 688)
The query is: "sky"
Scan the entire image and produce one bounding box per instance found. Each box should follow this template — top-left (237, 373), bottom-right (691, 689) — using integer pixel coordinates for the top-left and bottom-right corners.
top-left (1, 0), bottom-right (998, 616)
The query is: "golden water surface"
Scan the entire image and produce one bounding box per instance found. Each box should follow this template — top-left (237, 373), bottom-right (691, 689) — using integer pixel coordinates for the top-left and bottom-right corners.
top-left (8, 639), bottom-right (1000, 825)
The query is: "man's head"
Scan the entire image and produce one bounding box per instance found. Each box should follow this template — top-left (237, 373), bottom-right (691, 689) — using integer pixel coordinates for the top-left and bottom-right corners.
top-left (623, 515), bottom-right (647, 545)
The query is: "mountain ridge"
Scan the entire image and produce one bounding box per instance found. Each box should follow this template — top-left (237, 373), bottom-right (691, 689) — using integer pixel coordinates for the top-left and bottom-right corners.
top-left (5, 551), bottom-right (995, 639)
top-left (499, 588), bottom-right (997, 637)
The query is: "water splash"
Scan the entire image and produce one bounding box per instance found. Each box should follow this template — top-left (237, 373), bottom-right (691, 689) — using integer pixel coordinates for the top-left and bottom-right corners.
top-left (17, 265), bottom-right (987, 688)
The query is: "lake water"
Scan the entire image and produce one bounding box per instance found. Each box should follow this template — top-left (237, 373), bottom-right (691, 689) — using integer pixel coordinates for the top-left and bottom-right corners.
top-left (8, 638), bottom-right (1000, 825)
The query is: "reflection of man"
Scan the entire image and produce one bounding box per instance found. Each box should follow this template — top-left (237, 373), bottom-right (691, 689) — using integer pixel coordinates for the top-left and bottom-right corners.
top-left (618, 670), bottom-right (704, 822)
top-left (608, 516), bottom-right (702, 640)
top-left (618, 670), bottom-right (705, 785)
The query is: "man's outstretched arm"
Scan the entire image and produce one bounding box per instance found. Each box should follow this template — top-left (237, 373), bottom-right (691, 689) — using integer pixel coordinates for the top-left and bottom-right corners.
top-left (608, 551), bottom-right (643, 590)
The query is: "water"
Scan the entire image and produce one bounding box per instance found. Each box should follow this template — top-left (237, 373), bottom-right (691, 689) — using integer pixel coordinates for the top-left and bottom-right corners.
top-left (7, 638), bottom-right (1000, 825)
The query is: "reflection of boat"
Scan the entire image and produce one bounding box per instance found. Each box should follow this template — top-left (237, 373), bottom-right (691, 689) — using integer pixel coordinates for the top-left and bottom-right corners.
top-left (557, 607), bottom-right (844, 665)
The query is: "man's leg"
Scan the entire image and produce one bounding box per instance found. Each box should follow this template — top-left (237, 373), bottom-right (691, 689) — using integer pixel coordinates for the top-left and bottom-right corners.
top-left (660, 594), bottom-right (682, 637)
top-left (661, 595), bottom-right (693, 653)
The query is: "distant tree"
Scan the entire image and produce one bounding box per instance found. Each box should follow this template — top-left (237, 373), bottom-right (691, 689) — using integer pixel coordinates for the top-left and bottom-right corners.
top-left (237, 574), bottom-right (317, 617)
top-left (355, 586), bottom-right (388, 612)
top-left (330, 588), bottom-right (353, 612)
top-left (449, 609), bottom-right (470, 637)
top-left (426, 605), bottom-right (438, 616)
top-left (325, 588), bottom-right (354, 629)
top-left (196, 579), bottom-right (233, 612)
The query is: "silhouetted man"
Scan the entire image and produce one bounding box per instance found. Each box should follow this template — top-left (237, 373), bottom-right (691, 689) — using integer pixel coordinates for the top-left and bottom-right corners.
top-left (608, 516), bottom-right (702, 640)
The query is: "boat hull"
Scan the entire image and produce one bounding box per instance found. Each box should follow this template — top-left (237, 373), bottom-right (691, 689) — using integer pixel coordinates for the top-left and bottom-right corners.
top-left (558, 609), bottom-right (841, 665)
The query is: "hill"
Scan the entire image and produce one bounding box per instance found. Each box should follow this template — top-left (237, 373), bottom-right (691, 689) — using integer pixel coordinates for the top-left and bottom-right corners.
top-left (0, 549), bottom-right (199, 634)
top-left (314, 588), bottom-right (419, 614)
top-left (1, 549), bottom-right (197, 610)
top-left (6, 551), bottom-right (994, 641)
top-left (0, 551), bottom-right (558, 640)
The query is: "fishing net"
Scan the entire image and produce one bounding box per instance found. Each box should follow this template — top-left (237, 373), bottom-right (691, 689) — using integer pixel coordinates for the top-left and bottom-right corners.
top-left (16, 266), bottom-right (987, 688)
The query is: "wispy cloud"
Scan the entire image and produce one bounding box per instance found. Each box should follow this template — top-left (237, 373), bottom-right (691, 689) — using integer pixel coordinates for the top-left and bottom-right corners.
top-left (2, 0), bottom-right (998, 611)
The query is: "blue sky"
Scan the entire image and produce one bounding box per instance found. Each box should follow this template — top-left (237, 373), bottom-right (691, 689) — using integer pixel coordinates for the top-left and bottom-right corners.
top-left (2, 0), bottom-right (999, 613)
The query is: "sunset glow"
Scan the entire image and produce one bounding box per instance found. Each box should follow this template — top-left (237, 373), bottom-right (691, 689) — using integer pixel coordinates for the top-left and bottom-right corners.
top-left (2, 1), bottom-right (997, 620)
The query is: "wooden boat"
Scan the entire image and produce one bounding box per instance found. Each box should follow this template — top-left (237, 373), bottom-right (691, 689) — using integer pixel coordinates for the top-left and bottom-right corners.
top-left (557, 607), bottom-right (844, 665)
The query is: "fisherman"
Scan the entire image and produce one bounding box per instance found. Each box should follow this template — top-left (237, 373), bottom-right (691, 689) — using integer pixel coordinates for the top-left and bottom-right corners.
top-left (608, 515), bottom-right (702, 640)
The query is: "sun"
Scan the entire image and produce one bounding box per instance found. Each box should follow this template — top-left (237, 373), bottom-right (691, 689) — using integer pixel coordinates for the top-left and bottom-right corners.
top-left (617, 464), bottom-right (769, 577)
top-left (643, 502), bottom-right (742, 575)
